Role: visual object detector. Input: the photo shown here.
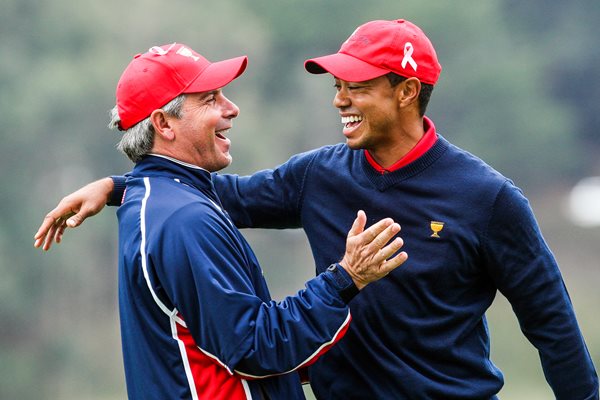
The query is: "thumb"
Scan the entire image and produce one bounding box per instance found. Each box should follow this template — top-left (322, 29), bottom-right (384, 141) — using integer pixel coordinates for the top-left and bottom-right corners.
top-left (347, 210), bottom-right (367, 238)
top-left (66, 212), bottom-right (86, 228)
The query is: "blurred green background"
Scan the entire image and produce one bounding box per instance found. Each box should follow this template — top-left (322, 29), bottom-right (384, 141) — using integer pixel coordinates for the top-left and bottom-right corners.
top-left (2, 0), bottom-right (598, 399)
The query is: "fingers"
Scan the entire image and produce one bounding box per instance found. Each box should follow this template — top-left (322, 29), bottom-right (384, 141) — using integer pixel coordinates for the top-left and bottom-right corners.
top-left (43, 217), bottom-right (67, 251)
top-left (356, 216), bottom-right (394, 245)
top-left (379, 250), bottom-right (408, 275)
top-left (34, 177), bottom-right (113, 251)
top-left (55, 220), bottom-right (68, 243)
top-left (34, 215), bottom-right (62, 250)
top-left (347, 210), bottom-right (367, 238)
top-left (370, 222), bottom-right (401, 252)
top-left (376, 236), bottom-right (404, 263)
top-left (33, 204), bottom-right (77, 250)
top-left (47, 221), bottom-right (63, 250)
top-left (34, 214), bottom-right (60, 242)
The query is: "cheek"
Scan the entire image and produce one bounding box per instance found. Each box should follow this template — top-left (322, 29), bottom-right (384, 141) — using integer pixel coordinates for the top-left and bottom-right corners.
top-left (368, 101), bottom-right (396, 124)
top-left (189, 113), bottom-right (220, 136)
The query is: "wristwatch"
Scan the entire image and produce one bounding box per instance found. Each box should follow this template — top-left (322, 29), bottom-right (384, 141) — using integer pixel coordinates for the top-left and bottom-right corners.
top-left (327, 263), bottom-right (359, 303)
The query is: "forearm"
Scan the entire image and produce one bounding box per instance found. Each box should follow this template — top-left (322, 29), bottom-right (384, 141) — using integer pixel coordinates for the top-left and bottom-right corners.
top-left (232, 266), bottom-right (357, 378)
top-left (162, 208), bottom-right (355, 379)
top-left (213, 150), bottom-right (317, 229)
top-left (214, 172), bottom-right (301, 229)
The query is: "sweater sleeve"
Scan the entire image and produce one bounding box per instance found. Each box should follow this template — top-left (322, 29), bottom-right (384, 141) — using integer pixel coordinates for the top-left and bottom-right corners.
top-left (108, 175), bottom-right (127, 206)
top-left (482, 181), bottom-right (599, 399)
top-left (213, 149), bottom-right (319, 229)
top-left (152, 202), bottom-right (355, 378)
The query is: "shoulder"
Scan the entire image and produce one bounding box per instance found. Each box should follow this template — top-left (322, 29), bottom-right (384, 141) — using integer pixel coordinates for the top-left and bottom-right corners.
top-left (286, 143), bottom-right (350, 162)
top-left (139, 178), bottom-right (224, 232)
top-left (283, 143), bottom-right (355, 171)
top-left (440, 136), bottom-right (509, 188)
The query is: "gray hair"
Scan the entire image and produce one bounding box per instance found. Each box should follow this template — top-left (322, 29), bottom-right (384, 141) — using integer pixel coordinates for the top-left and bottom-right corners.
top-left (109, 94), bottom-right (186, 162)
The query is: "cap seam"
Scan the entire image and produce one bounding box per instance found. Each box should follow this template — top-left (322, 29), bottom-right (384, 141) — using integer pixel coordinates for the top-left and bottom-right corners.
top-left (180, 62), bottom-right (211, 93)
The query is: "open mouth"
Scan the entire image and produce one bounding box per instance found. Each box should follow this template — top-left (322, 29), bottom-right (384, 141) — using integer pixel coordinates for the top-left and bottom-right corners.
top-left (215, 129), bottom-right (230, 140)
top-left (341, 115), bottom-right (363, 133)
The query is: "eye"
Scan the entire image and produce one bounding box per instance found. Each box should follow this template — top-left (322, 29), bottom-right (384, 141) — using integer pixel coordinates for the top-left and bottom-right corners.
top-left (333, 83), bottom-right (341, 91)
top-left (202, 91), bottom-right (219, 104)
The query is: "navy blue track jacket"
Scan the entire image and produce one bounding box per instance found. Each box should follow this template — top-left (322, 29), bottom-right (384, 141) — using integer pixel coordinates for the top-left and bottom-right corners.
top-left (116, 155), bottom-right (357, 400)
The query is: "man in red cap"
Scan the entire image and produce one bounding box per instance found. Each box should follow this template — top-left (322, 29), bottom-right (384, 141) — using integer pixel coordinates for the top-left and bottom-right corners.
top-left (41, 42), bottom-right (408, 400)
top-left (35, 20), bottom-right (598, 399)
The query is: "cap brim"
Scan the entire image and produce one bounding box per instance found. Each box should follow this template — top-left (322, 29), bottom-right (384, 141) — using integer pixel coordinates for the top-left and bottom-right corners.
top-left (185, 55), bottom-right (248, 93)
top-left (304, 53), bottom-right (390, 82)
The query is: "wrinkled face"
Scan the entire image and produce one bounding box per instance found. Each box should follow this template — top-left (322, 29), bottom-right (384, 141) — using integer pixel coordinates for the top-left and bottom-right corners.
top-left (169, 90), bottom-right (239, 171)
top-left (333, 76), bottom-right (401, 152)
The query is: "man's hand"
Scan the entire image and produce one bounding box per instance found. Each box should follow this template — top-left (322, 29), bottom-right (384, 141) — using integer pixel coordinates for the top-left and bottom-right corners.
top-left (340, 210), bottom-right (408, 290)
top-left (33, 177), bottom-right (115, 251)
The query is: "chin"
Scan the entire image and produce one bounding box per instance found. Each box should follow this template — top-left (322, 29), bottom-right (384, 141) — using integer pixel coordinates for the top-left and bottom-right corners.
top-left (219, 156), bottom-right (233, 170)
top-left (345, 138), bottom-right (364, 150)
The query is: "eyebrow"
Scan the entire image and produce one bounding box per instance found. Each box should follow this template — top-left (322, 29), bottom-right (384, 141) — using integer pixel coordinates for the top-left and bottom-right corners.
top-left (195, 90), bottom-right (219, 103)
top-left (333, 79), bottom-right (370, 86)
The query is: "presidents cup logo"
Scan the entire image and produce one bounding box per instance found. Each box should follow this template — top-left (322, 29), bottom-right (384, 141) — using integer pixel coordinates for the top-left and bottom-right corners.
top-left (176, 46), bottom-right (200, 61)
top-left (430, 221), bottom-right (444, 238)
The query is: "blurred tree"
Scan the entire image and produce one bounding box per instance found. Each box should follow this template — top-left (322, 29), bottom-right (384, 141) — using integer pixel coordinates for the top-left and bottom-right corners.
top-left (503, 0), bottom-right (600, 173)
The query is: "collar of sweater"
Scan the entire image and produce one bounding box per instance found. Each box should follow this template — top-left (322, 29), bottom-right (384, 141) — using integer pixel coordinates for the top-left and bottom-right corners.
top-left (365, 116), bottom-right (438, 174)
top-left (360, 134), bottom-right (450, 191)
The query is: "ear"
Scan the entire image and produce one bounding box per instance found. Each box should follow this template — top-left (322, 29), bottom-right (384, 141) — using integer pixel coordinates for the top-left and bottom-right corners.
top-left (150, 109), bottom-right (176, 141)
top-left (396, 77), bottom-right (421, 109)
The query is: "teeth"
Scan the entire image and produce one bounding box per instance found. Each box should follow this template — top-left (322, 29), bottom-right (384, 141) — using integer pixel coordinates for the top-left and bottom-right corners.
top-left (216, 129), bottom-right (230, 136)
top-left (341, 115), bottom-right (363, 124)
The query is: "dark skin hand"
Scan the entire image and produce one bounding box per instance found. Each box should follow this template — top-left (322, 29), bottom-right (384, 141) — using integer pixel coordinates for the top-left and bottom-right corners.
top-left (33, 177), bottom-right (113, 250)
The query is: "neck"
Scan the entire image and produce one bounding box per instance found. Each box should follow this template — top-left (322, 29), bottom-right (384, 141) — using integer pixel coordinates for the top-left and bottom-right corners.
top-left (148, 153), bottom-right (209, 172)
top-left (369, 117), bottom-right (425, 168)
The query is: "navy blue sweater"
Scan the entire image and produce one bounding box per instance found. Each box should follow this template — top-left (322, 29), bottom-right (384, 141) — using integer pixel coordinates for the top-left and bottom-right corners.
top-left (212, 135), bottom-right (598, 399)
top-left (116, 155), bottom-right (359, 399)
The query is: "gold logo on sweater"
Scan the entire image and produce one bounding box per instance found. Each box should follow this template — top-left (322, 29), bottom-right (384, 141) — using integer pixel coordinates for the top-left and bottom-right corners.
top-left (430, 221), bottom-right (445, 238)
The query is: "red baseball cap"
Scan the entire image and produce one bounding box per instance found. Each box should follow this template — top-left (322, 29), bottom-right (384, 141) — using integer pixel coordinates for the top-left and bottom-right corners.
top-left (116, 43), bottom-right (248, 130)
top-left (304, 19), bottom-right (441, 85)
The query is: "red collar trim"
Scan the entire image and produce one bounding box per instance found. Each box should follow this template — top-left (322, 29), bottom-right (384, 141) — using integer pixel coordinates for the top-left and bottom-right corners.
top-left (365, 116), bottom-right (438, 174)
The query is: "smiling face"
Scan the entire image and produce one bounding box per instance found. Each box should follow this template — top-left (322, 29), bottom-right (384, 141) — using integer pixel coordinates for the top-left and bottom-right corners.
top-left (163, 90), bottom-right (239, 171)
top-left (333, 76), bottom-right (403, 153)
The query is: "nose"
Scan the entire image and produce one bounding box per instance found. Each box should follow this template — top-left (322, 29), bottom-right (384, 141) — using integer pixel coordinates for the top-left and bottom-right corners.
top-left (333, 88), bottom-right (350, 109)
top-left (222, 95), bottom-right (240, 119)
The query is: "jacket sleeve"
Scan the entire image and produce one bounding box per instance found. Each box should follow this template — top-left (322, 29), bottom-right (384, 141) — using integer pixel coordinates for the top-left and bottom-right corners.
top-left (213, 149), bottom-right (320, 229)
top-left (151, 202), bottom-right (357, 378)
top-left (482, 181), bottom-right (599, 399)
